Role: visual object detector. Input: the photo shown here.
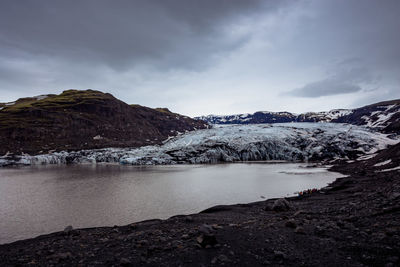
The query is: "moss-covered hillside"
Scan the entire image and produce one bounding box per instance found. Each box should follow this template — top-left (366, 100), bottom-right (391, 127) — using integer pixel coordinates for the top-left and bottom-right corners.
top-left (0, 90), bottom-right (207, 155)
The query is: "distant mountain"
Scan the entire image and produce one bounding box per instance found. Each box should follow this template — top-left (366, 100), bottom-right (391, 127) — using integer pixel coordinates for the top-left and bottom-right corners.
top-left (0, 90), bottom-right (208, 155)
top-left (195, 99), bottom-right (400, 133)
top-left (334, 99), bottom-right (400, 133)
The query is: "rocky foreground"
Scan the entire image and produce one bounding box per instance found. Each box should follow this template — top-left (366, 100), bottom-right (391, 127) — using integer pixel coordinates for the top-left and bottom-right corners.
top-left (0, 144), bottom-right (399, 266)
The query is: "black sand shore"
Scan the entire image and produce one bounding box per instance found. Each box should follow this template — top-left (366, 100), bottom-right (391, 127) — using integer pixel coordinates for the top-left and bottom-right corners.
top-left (0, 145), bottom-right (399, 266)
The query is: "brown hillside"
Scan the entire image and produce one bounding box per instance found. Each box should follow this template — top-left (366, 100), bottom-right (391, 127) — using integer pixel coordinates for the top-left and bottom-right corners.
top-left (0, 90), bottom-right (207, 155)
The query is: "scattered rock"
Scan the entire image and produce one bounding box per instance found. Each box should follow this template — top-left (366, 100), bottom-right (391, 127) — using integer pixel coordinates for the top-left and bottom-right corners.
top-left (337, 221), bottom-right (345, 228)
top-left (185, 216), bottom-right (194, 222)
top-left (272, 198), bottom-right (291, 212)
top-left (120, 257), bottom-right (132, 266)
top-left (197, 225), bottom-right (217, 247)
top-left (274, 250), bottom-right (286, 259)
top-left (199, 224), bottom-right (214, 234)
top-left (293, 210), bottom-right (304, 217)
top-left (196, 234), bottom-right (217, 248)
top-left (285, 219), bottom-right (297, 228)
top-left (295, 226), bottom-right (305, 234)
top-left (389, 192), bottom-right (400, 201)
top-left (217, 254), bottom-right (230, 262)
top-left (63, 225), bottom-right (73, 233)
top-left (137, 239), bottom-right (149, 246)
top-left (315, 226), bottom-right (326, 236)
top-left (212, 224), bottom-right (223, 230)
top-left (50, 252), bottom-right (72, 261)
top-left (181, 234), bottom-right (190, 240)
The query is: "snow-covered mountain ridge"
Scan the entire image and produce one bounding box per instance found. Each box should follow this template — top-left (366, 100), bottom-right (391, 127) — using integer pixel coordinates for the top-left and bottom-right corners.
top-left (1, 123), bottom-right (397, 167)
top-left (195, 99), bottom-right (400, 133)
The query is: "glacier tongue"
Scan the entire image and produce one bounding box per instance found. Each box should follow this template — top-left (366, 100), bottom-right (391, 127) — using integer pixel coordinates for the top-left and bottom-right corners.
top-left (0, 123), bottom-right (398, 167)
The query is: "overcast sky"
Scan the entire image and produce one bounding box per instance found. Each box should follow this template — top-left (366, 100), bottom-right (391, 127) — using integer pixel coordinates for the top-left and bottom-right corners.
top-left (1, 0), bottom-right (399, 116)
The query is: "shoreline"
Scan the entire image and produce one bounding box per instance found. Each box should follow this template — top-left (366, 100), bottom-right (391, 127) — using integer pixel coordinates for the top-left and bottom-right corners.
top-left (1, 148), bottom-right (399, 266)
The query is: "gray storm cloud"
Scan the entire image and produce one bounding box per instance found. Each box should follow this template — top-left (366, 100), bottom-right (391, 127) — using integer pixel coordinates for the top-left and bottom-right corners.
top-left (0, 0), bottom-right (399, 115)
top-left (286, 66), bottom-right (376, 97)
top-left (0, 0), bottom-right (274, 70)
top-left (288, 80), bottom-right (362, 98)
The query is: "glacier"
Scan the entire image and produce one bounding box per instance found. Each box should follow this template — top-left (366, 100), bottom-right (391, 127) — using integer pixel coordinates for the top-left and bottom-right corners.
top-left (0, 123), bottom-right (398, 167)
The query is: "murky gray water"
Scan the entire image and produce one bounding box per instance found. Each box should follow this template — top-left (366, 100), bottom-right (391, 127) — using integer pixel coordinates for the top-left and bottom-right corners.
top-left (0, 163), bottom-right (342, 244)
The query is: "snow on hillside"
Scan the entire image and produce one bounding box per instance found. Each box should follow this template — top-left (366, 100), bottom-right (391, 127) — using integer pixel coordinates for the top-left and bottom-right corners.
top-left (361, 104), bottom-right (399, 128)
top-left (196, 109), bottom-right (357, 125)
top-left (0, 123), bottom-right (397, 167)
top-left (195, 101), bottom-right (400, 131)
top-left (34, 94), bottom-right (49, 100)
top-left (196, 111), bottom-right (296, 124)
top-left (301, 109), bottom-right (354, 122)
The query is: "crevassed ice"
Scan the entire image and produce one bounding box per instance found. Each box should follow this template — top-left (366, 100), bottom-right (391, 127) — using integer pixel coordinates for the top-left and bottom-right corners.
top-left (0, 123), bottom-right (398, 167)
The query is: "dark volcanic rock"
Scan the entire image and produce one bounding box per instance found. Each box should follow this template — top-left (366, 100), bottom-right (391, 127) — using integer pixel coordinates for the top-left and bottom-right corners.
top-left (63, 225), bottom-right (73, 233)
top-left (272, 198), bottom-right (291, 212)
top-left (0, 90), bottom-right (207, 155)
top-left (285, 219), bottom-right (297, 228)
top-left (196, 224), bottom-right (218, 247)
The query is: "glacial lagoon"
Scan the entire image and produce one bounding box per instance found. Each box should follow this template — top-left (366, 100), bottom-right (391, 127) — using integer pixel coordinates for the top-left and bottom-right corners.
top-left (0, 162), bottom-right (343, 244)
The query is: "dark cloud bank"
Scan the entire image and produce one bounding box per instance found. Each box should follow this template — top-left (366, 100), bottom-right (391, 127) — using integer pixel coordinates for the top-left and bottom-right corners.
top-left (0, 0), bottom-right (399, 115)
top-left (0, 0), bottom-right (271, 70)
top-left (286, 66), bottom-right (376, 98)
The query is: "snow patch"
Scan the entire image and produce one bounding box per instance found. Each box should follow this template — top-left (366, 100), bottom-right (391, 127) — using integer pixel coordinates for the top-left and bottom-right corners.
top-left (35, 95), bottom-right (49, 100)
top-left (362, 104), bottom-right (400, 128)
top-left (385, 104), bottom-right (397, 111)
top-left (93, 135), bottom-right (103, 140)
top-left (357, 153), bottom-right (377, 161)
top-left (373, 159), bottom-right (392, 167)
top-left (324, 109), bottom-right (353, 120)
top-left (376, 166), bottom-right (400, 172)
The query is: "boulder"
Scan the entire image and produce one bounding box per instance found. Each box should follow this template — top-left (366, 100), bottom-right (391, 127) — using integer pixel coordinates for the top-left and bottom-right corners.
top-left (272, 198), bottom-right (291, 212)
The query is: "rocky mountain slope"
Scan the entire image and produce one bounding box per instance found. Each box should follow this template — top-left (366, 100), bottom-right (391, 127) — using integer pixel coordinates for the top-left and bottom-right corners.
top-left (0, 90), bottom-right (207, 155)
top-left (196, 99), bottom-right (400, 133)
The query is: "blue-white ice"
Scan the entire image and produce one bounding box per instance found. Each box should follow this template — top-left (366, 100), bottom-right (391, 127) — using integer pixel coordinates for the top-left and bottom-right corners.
top-left (0, 123), bottom-right (397, 167)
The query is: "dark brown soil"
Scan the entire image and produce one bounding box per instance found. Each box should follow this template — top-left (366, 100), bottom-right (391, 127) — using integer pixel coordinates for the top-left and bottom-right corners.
top-left (0, 144), bottom-right (399, 266)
